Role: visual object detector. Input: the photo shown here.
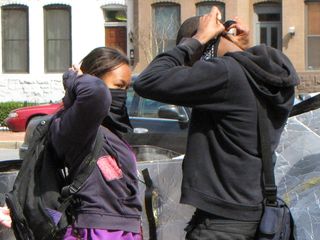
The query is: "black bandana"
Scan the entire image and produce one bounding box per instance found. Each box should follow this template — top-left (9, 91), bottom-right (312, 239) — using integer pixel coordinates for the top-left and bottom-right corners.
top-left (201, 36), bottom-right (221, 61)
top-left (102, 89), bottom-right (133, 137)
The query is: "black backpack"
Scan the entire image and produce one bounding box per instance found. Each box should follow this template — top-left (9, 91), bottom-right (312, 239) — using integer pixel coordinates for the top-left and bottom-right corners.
top-left (5, 115), bottom-right (103, 240)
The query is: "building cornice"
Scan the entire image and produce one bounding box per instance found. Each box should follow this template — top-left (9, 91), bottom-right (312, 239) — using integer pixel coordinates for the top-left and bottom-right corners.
top-left (195, 0), bottom-right (226, 4)
top-left (0, 0), bottom-right (28, 6)
top-left (0, 0), bottom-right (73, 7)
top-left (97, 0), bottom-right (126, 6)
top-left (0, 0), bottom-right (129, 7)
top-left (151, 0), bottom-right (180, 4)
top-left (41, 0), bottom-right (72, 5)
top-left (253, 0), bottom-right (281, 4)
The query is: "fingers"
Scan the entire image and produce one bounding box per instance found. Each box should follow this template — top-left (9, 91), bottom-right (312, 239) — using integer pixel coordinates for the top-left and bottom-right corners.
top-left (193, 6), bottom-right (225, 45)
top-left (72, 64), bottom-right (80, 71)
top-left (1, 207), bottom-right (10, 214)
top-left (210, 6), bottom-right (222, 21)
top-left (229, 17), bottom-right (249, 35)
top-left (68, 64), bottom-right (83, 76)
top-left (0, 217), bottom-right (12, 228)
top-left (0, 207), bottom-right (12, 228)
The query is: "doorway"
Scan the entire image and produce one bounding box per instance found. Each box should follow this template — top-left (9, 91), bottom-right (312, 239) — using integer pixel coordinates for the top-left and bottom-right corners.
top-left (105, 26), bottom-right (127, 54)
top-left (254, 3), bottom-right (282, 50)
top-left (103, 5), bottom-right (127, 54)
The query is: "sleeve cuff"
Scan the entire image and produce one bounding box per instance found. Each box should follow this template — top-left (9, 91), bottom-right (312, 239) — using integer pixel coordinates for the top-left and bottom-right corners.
top-left (178, 38), bottom-right (203, 51)
top-left (177, 38), bottom-right (205, 66)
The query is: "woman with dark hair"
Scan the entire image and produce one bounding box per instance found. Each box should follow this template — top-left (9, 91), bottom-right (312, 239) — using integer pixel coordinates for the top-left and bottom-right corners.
top-left (0, 47), bottom-right (142, 239)
top-left (51, 46), bottom-right (142, 240)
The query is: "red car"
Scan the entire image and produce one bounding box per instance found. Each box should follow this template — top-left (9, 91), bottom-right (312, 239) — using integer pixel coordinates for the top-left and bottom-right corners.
top-left (4, 103), bottom-right (63, 132)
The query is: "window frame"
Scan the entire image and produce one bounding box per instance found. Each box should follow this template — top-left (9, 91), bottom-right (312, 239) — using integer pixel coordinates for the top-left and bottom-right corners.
top-left (196, 1), bottom-right (226, 21)
top-left (102, 4), bottom-right (127, 26)
top-left (43, 4), bottom-right (72, 73)
top-left (152, 2), bottom-right (181, 56)
top-left (1, 4), bottom-right (29, 73)
top-left (305, 1), bottom-right (320, 70)
top-left (253, 3), bottom-right (282, 50)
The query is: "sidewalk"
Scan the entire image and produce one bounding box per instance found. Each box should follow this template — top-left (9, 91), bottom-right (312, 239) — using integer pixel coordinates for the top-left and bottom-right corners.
top-left (0, 131), bottom-right (25, 149)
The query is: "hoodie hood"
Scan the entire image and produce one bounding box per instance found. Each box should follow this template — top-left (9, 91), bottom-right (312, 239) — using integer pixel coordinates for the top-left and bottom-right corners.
top-left (226, 44), bottom-right (299, 89)
top-left (226, 44), bottom-right (299, 129)
top-left (226, 44), bottom-right (299, 105)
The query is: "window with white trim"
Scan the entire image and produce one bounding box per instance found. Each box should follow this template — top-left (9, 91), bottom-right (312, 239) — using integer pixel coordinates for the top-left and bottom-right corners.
top-left (306, 1), bottom-right (320, 70)
top-left (1, 5), bottom-right (29, 73)
top-left (44, 5), bottom-right (71, 73)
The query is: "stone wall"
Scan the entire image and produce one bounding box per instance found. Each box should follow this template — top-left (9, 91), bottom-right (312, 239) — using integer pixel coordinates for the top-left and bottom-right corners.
top-left (297, 72), bottom-right (320, 94)
top-left (0, 75), bottom-right (64, 103)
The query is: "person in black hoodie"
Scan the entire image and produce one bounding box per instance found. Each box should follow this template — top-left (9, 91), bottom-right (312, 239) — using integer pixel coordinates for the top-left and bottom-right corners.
top-left (134, 7), bottom-right (299, 240)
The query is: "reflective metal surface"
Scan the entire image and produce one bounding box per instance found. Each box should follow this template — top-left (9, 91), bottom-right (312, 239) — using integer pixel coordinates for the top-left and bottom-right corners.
top-left (276, 108), bottom-right (320, 239)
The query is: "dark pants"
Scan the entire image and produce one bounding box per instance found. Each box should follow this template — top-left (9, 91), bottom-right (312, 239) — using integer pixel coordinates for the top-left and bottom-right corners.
top-left (185, 209), bottom-right (259, 240)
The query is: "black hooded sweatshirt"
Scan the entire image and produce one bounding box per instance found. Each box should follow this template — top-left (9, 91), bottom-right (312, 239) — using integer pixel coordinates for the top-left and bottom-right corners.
top-left (134, 38), bottom-right (299, 221)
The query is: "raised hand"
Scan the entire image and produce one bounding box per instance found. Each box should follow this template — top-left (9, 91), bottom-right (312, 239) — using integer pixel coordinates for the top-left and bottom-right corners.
top-left (192, 7), bottom-right (225, 45)
top-left (224, 17), bottom-right (250, 50)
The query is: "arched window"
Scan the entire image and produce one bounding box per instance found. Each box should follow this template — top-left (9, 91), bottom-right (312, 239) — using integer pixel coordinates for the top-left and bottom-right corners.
top-left (1, 4), bottom-right (29, 73)
top-left (196, 1), bottom-right (225, 21)
top-left (44, 4), bottom-right (71, 73)
top-left (152, 3), bottom-right (180, 56)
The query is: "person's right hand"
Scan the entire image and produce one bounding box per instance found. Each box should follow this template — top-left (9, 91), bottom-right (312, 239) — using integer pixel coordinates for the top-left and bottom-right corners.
top-left (192, 7), bottom-right (225, 45)
top-left (0, 206), bottom-right (12, 228)
top-left (224, 17), bottom-right (250, 50)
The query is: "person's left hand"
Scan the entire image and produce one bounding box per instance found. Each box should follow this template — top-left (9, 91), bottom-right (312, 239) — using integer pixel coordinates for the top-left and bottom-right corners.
top-left (224, 17), bottom-right (250, 50)
top-left (0, 206), bottom-right (12, 228)
top-left (62, 65), bottom-right (81, 109)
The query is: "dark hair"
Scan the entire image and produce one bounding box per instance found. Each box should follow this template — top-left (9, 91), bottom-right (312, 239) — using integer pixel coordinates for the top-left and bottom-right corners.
top-left (176, 16), bottom-right (200, 45)
top-left (80, 47), bottom-right (129, 78)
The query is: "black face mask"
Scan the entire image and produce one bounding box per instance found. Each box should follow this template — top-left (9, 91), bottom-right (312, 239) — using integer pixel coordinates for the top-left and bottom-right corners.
top-left (102, 89), bottom-right (132, 137)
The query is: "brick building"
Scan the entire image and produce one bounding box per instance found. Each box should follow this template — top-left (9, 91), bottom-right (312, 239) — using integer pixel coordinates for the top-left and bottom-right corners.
top-left (133, 0), bottom-right (320, 94)
top-left (0, 0), bottom-right (319, 102)
top-left (0, 0), bottom-right (135, 102)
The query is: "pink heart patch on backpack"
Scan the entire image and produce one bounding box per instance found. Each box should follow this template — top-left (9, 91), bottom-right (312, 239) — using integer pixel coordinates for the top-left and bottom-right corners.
top-left (97, 155), bottom-right (123, 181)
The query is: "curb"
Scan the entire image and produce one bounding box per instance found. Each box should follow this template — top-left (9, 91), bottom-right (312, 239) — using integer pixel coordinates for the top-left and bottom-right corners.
top-left (0, 141), bottom-right (23, 150)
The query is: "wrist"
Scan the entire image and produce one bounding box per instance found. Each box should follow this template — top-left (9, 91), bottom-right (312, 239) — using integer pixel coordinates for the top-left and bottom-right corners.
top-left (192, 34), bottom-right (209, 45)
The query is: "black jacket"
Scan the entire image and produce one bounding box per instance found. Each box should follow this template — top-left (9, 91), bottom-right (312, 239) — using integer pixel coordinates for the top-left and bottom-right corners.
top-left (134, 38), bottom-right (299, 221)
top-left (50, 72), bottom-right (141, 232)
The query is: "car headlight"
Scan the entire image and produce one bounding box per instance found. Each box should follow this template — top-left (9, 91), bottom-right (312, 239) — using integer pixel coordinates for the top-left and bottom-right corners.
top-left (8, 112), bottom-right (18, 118)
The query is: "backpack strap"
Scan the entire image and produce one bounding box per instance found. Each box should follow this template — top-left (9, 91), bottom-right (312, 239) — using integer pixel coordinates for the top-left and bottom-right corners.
top-left (240, 66), bottom-right (278, 206)
top-left (53, 128), bottom-right (104, 232)
top-left (61, 128), bottom-right (104, 197)
top-left (256, 96), bottom-right (278, 205)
